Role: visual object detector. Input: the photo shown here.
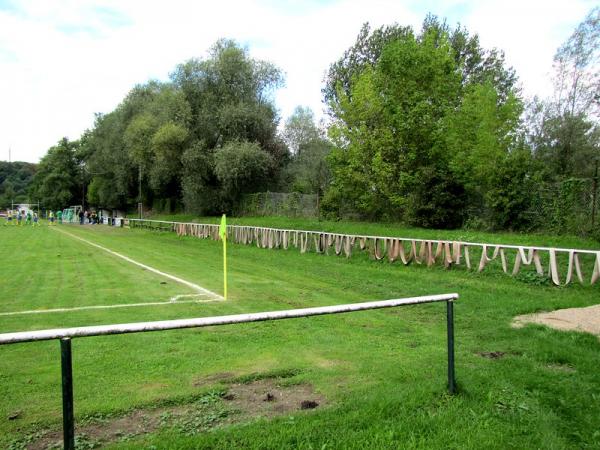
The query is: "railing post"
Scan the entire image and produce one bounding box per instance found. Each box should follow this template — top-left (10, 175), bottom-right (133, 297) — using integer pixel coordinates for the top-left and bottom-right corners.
top-left (60, 338), bottom-right (75, 450)
top-left (446, 300), bottom-right (456, 394)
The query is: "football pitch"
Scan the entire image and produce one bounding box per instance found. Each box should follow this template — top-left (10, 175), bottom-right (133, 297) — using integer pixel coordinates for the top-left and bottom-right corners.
top-left (1, 223), bottom-right (599, 449)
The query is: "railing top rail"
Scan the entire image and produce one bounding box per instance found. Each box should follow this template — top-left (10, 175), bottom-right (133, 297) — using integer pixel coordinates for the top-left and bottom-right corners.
top-left (127, 219), bottom-right (600, 255)
top-left (0, 294), bottom-right (457, 345)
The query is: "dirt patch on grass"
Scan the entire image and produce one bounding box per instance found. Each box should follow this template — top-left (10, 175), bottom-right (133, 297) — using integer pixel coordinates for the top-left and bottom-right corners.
top-left (477, 351), bottom-right (507, 359)
top-left (513, 304), bottom-right (600, 339)
top-left (223, 378), bottom-right (326, 419)
top-left (22, 379), bottom-right (325, 449)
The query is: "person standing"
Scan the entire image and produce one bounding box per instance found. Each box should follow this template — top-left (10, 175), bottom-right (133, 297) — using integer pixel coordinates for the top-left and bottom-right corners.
top-left (4, 210), bottom-right (12, 226)
top-left (79, 210), bottom-right (84, 225)
top-left (25, 210), bottom-right (32, 226)
top-left (49, 210), bottom-right (55, 226)
top-left (57, 210), bottom-right (63, 224)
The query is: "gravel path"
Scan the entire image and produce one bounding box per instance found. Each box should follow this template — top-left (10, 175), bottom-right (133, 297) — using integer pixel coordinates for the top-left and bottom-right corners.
top-left (513, 304), bottom-right (600, 338)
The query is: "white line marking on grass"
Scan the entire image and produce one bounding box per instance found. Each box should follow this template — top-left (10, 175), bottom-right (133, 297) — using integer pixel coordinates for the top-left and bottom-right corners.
top-left (52, 227), bottom-right (224, 301)
top-left (0, 297), bottom-right (222, 316)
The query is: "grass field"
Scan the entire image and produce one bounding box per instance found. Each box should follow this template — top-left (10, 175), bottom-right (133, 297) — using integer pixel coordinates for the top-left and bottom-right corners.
top-left (1, 221), bottom-right (599, 449)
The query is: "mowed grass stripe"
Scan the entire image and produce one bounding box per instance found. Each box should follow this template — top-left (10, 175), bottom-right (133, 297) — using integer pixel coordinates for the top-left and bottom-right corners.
top-left (0, 226), bottom-right (191, 316)
top-left (53, 226), bottom-right (223, 300)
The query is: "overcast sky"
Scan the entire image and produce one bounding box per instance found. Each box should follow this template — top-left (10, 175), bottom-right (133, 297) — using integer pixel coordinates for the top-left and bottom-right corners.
top-left (0, 0), bottom-right (595, 163)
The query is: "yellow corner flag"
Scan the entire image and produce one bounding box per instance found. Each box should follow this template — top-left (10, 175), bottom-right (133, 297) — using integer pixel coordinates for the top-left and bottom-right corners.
top-left (219, 214), bottom-right (227, 299)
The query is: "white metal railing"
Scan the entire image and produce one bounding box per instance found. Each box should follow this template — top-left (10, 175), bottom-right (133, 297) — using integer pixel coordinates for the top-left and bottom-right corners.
top-left (126, 218), bottom-right (600, 286)
top-left (0, 293), bottom-right (458, 449)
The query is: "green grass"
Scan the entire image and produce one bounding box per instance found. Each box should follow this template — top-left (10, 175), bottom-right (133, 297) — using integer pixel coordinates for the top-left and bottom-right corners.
top-left (1, 222), bottom-right (599, 449)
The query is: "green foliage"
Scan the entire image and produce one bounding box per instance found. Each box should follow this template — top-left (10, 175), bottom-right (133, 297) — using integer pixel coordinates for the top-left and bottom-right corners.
top-left (324, 19), bottom-right (525, 229)
top-left (170, 39), bottom-right (286, 213)
top-left (287, 140), bottom-right (333, 195)
top-left (325, 29), bottom-right (461, 223)
top-left (149, 122), bottom-right (188, 195)
top-left (214, 141), bottom-right (273, 207)
top-left (69, 39), bottom-right (285, 214)
top-left (0, 161), bottom-right (36, 207)
top-left (28, 138), bottom-right (80, 210)
top-left (324, 15), bottom-right (517, 114)
top-left (282, 107), bottom-right (332, 195)
top-left (445, 83), bottom-right (530, 229)
top-left (283, 106), bottom-right (322, 155)
top-left (519, 7), bottom-right (600, 235)
top-left (180, 141), bottom-right (220, 215)
top-left (237, 192), bottom-right (319, 218)
top-left (484, 149), bottom-right (536, 230)
top-left (27, 12), bottom-right (598, 235)
top-left (533, 178), bottom-right (597, 235)
top-left (528, 106), bottom-right (598, 180)
top-left (83, 111), bottom-right (136, 209)
top-left (525, 7), bottom-right (599, 181)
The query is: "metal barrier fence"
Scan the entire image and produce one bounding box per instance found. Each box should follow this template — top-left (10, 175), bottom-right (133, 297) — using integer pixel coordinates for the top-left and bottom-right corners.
top-left (127, 218), bottom-right (600, 286)
top-left (0, 293), bottom-right (458, 450)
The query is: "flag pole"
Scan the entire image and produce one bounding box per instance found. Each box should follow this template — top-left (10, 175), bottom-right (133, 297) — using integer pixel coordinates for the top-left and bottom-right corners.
top-left (223, 233), bottom-right (227, 300)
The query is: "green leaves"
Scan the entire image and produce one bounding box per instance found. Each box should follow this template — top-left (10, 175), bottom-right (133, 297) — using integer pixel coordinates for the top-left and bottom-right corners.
top-left (63, 39), bottom-right (286, 214)
top-left (324, 20), bottom-right (524, 228)
top-left (214, 141), bottom-right (273, 202)
top-left (28, 138), bottom-right (80, 210)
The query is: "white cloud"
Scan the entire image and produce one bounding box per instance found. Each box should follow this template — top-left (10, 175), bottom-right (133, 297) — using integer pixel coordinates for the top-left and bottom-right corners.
top-left (0, 0), bottom-right (593, 162)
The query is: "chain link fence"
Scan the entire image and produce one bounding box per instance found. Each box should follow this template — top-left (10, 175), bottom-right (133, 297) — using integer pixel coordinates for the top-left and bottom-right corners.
top-left (240, 177), bottom-right (598, 237)
top-left (237, 192), bottom-right (319, 218)
top-left (528, 177), bottom-right (599, 236)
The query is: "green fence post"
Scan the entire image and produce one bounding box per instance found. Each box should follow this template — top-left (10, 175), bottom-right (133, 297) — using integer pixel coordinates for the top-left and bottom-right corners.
top-left (60, 338), bottom-right (75, 450)
top-left (447, 300), bottom-right (456, 394)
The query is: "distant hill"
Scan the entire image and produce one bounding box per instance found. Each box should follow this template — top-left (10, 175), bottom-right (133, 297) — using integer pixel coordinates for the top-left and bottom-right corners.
top-left (0, 161), bottom-right (37, 207)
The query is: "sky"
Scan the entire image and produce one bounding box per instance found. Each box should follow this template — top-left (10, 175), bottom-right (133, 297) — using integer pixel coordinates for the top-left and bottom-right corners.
top-left (0, 0), bottom-right (595, 163)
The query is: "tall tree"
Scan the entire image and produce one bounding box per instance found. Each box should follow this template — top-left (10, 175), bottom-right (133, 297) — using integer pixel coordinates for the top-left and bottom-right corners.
top-left (283, 106), bottom-right (332, 195)
top-left (282, 106), bottom-right (321, 155)
top-left (29, 138), bottom-right (80, 210)
top-left (324, 20), bottom-right (523, 228)
top-left (324, 15), bottom-right (517, 116)
top-left (0, 161), bottom-right (37, 206)
top-left (171, 39), bottom-right (286, 214)
top-left (527, 7), bottom-right (600, 179)
top-left (553, 7), bottom-right (599, 119)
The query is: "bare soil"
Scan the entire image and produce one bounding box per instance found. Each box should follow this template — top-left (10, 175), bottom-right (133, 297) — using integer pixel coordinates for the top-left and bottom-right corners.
top-left (477, 351), bottom-right (506, 359)
top-left (512, 304), bottom-right (600, 339)
top-left (223, 378), bottom-right (325, 419)
top-left (26, 378), bottom-right (326, 449)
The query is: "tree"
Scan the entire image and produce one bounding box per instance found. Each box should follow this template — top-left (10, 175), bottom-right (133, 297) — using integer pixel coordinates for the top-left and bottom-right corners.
top-left (325, 28), bottom-right (465, 224)
top-left (171, 39), bottom-right (286, 213)
top-left (526, 7), bottom-right (600, 180)
top-left (31, 39), bottom-right (287, 215)
top-left (553, 7), bottom-right (599, 119)
top-left (323, 23), bottom-right (412, 112)
top-left (29, 138), bottom-right (80, 210)
top-left (282, 106), bottom-right (321, 155)
top-left (281, 106), bottom-right (333, 195)
top-left (324, 19), bottom-right (523, 228)
top-left (214, 141), bottom-right (273, 208)
top-left (445, 82), bottom-right (528, 227)
top-left (82, 111), bottom-right (136, 209)
top-left (150, 122), bottom-right (189, 195)
top-left (324, 15), bottom-right (517, 116)
top-left (0, 161), bottom-right (37, 206)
